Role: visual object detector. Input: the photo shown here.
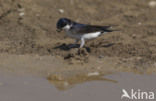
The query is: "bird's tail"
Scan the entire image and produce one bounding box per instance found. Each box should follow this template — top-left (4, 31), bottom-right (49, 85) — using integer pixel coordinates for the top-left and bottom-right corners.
top-left (102, 25), bottom-right (120, 32)
top-left (103, 29), bottom-right (120, 32)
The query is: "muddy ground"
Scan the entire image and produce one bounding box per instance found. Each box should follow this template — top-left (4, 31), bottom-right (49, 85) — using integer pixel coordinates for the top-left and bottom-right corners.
top-left (0, 0), bottom-right (156, 77)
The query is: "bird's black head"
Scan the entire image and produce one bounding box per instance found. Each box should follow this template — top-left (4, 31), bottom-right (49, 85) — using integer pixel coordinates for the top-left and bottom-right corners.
top-left (56, 18), bottom-right (72, 32)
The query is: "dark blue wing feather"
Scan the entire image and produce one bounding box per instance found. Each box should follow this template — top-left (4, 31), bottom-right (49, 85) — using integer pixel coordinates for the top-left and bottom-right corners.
top-left (71, 22), bottom-right (113, 34)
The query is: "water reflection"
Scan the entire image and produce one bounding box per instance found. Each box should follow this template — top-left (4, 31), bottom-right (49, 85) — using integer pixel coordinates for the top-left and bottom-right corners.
top-left (47, 72), bottom-right (117, 90)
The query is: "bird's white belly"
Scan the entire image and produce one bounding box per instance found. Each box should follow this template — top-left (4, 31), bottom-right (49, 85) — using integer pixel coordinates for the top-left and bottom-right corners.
top-left (82, 32), bottom-right (101, 39)
top-left (66, 31), bottom-right (101, 40)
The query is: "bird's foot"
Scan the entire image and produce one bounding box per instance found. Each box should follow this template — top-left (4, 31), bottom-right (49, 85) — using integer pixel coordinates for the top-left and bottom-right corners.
top-left (78, 48), bottom-right (89, 56)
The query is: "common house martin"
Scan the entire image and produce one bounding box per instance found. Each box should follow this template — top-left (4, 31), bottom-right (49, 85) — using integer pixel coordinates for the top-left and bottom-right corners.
top-left (56, 18), bottom-right (118, 48)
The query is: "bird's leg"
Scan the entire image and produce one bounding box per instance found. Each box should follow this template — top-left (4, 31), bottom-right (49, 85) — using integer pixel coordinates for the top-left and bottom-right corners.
top-left (80, 38), bottom-right (85, 48)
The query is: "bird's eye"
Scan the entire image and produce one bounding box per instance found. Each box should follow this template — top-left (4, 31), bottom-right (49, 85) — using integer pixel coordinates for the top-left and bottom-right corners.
top-left (62, 21), bottom-right (67, 27)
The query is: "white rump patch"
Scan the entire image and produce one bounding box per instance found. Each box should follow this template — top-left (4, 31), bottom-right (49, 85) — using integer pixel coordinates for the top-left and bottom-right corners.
top-left (82, 32), bottom-right (101, 39)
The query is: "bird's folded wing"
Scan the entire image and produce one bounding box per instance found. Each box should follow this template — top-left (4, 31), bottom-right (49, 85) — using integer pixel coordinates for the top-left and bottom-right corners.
top-left (72, 25), bottom-right (113, 34)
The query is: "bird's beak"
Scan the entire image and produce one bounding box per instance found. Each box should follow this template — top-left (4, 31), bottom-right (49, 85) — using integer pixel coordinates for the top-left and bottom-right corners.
top-left (56, 29), bottom-right (62, 32)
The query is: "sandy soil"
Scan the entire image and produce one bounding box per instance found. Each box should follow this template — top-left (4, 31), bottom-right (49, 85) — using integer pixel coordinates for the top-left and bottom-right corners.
top-left (0, 0), bottom-right (156, 77)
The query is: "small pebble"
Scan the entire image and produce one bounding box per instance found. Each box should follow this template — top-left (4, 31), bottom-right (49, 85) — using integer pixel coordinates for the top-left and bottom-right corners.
top-left (136, 57), bottom-right (142, 60)
top-left (149, 1), bottom-right (156, 7)
top-left (19, 12), bottom-right (25, 16)
top-left (58, 9), bottom-right (64, 13)
top-left (132, 34), bottom-right (136, 39)
top-left (138, 22), bottom-right (142, 25)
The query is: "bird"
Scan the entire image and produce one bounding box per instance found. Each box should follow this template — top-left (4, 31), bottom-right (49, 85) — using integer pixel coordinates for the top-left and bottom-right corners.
top-left (56, 18), bottom-right (118, 48)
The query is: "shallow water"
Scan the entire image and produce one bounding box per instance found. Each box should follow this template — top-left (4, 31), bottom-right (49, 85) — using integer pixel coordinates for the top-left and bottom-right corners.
top-left (0, 72), bottom-right (156, 101)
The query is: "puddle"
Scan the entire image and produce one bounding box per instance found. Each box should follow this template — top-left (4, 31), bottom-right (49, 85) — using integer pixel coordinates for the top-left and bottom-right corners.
top-left (47, 72), bottom-right (117, 90)
top-left (0, 72), bottom-right (156, 101)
